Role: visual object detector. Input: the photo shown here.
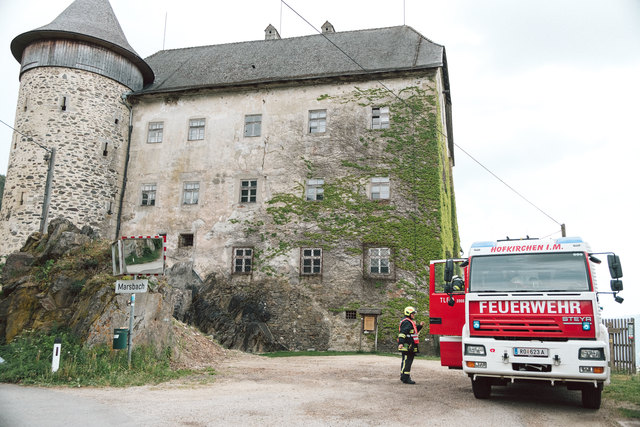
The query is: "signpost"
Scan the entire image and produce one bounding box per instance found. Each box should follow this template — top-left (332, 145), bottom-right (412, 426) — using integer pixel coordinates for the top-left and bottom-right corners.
top-left (115, 278), bottom-right (148, 367)
top-left (111, 235), bottom-right (165, 368)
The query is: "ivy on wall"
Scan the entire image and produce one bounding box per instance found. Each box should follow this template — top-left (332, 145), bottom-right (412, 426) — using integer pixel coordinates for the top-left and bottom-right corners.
top-left (242, 82), bottom-right (460, 345)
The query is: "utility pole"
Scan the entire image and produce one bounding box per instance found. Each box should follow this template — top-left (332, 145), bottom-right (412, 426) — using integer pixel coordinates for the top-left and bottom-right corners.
top-left (561, 223), bottom-right (566, 237)
top-left (39, 147), bottom-right (55, 233)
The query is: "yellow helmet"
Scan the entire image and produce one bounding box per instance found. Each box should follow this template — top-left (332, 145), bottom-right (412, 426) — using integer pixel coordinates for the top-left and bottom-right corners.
top-left (404, 306), bottom-right (416, 316)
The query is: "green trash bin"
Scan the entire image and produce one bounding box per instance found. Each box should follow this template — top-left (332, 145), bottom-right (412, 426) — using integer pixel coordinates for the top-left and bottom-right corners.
top-left (113, 328), bottom-right (129, 350)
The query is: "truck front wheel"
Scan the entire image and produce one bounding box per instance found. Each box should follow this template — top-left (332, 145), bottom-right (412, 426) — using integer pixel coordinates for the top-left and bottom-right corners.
top-left (471, 376), bottom-right (491, 399)
top-left (581, 384), bottom-right (602, 409)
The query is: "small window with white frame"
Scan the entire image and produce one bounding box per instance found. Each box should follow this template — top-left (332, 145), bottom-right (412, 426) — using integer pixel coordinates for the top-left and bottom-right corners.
top-left (301, 248), bottom-right (322, 275)
top-left (141, 184), bottom-right (156, 206)
top-left (309, 109), bottom-right (327, 133)
top-left (244, 114), bottom-right (262, 137)
top-left (306, 178), bottom-right (324, 201)
top-left (240, 179), bottom-right (258, 203)
top-left (372, 106), bottom-right (389, 129)
top-left (183, 182), bottom-right (200, 205)
top-left (368, 247), bottom-right (391, 275)
top-left (188, 118), bottom-right (205, 141)
top-left (233, 247), bottom-right (253, 274)
top-left (370, 177), bottom-right (390, 200)
top-left (147, 121), bottom-right (164, 143)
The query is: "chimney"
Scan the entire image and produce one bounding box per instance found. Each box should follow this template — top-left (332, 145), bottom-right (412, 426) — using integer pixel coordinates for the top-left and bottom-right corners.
top-left (265, 24), bottom-right (281, 40)
top-left (321, 21), bottom-right (335, 33)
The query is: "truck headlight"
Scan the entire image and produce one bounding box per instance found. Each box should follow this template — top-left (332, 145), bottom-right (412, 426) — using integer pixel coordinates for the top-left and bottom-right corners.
top-left (580, 366), bottom-right (605, 374)
top-left (465, 344), bottom-right (486, 356)
top-left (579, 348), bottom-right (605, 360)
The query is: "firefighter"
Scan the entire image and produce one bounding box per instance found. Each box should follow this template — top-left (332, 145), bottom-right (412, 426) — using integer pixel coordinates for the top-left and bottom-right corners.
top-left (397, 306), bottom-right (425, 384)
top-left (452, 275), bottom-right (464, 291)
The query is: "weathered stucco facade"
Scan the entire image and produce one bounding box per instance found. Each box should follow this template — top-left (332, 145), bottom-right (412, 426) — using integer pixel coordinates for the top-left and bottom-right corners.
top-left (1, 0), bottom-right (460, 352)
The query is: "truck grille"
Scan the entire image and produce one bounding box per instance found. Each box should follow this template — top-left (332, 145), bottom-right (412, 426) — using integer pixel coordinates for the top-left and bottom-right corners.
top-left (471, 316), bottom-right (563, 336)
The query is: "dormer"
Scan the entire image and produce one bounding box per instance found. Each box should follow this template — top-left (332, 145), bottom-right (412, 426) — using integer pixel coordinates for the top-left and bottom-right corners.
top-left (321, 21), bottom-right (335, 34)
top-left (265, 24), bottom-right (281, 40)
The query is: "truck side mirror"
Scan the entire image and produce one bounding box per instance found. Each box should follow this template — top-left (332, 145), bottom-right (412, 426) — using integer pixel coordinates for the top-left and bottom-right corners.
top-left (444, 259), bottom-right (454, 283)
top-left (610, 279), bottom-right (623, 292)
top-left (607, 254), bottom-right (623, 279)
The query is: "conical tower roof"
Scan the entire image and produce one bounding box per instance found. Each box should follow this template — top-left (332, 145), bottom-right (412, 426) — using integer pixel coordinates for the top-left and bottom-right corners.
top-left (11, 0), bottom-right (153, 85)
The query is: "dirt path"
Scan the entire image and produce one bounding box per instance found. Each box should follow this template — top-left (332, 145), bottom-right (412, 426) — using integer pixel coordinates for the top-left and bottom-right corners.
top-left (3, 353), bottom-right (627, 426)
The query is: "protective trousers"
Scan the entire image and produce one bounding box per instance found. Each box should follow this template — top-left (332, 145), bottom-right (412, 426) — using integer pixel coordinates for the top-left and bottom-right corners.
top-left (400, 350), bottom-right (415, 379)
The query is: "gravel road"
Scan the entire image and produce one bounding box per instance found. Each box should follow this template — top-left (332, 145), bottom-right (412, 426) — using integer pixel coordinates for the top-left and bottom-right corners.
top-left (0, 354), bottom-right (631, 426)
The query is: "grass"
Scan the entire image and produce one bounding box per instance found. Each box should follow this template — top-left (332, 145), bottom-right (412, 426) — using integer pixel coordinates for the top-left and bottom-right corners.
top-left (605, 374), bottom-right (640, 418)
top-left (0, 328), bottom-right (196, 386)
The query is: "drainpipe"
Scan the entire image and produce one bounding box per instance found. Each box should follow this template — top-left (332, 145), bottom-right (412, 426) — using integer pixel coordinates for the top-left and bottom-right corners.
top-left (115, 93), bottom-right (133, 240)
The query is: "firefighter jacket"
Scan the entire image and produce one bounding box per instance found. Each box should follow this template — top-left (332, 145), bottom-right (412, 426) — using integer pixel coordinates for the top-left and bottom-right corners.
top-left (398, 316), bottom-right (423, 352)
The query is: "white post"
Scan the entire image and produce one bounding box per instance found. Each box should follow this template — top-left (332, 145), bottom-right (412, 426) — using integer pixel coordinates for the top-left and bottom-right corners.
top-left (51, 337), bottom-right (61, 373)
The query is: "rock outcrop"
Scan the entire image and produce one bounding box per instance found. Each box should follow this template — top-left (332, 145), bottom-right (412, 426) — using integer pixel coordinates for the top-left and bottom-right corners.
top-left (0, 218), bottom-right (173, 349)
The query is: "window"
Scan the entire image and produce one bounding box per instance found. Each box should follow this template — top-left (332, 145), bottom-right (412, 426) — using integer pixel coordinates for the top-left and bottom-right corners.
top-left (306, 179), bottom-right (324, 201)
top-left (309, 109), bottom-right (326, 133)
top-left (233, 247), bottom-right (253, 274)
top-left (240, 179), bottom-right (257, 203)
top-left (301, 248), bottom-right (322, 275)
top-left (179, 233), bottom-right (194, 248)
top-left (183, 182), bottom-right (199, 205)
top-left (141, 184), bottom-right (156, 206)
top-left (369, 247), bottom-right (391, 275)
top-left (345, 310), bottom-right (357, 320)
top-left (372, 106), bottom-right (389, 129)
top-left (147, 122), bottom-right (164, 143)
top-left (371, 177), bottom-right (390, 200)
top-left (188, 118), bottom-right (205, 141)
top-left (244, 114), bottom-right (262, 137)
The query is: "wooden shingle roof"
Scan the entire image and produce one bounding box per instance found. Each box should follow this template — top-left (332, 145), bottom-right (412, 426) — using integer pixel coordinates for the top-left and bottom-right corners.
top-left (11, 0), bottom-right (154, 85)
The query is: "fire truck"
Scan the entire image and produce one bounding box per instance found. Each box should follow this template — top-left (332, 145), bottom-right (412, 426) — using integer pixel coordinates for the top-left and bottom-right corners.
top-left (429, 237), bottom-right (624, 409)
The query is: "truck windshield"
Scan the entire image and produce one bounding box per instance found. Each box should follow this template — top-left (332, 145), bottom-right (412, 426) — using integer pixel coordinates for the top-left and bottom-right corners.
top-left (468, 252), bottom-right (590, 292)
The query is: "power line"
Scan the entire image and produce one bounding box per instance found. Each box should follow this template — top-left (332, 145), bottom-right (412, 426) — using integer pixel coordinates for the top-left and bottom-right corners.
top-left (0, 118), bottom-right (51, 152)
top-left (453, 143), bottom-right (562, 226)
top-left (280, 0), bottom-right (562, 229)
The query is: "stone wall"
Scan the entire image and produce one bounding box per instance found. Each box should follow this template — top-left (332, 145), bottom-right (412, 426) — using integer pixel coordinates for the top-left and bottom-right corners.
top-left (0, 67), bottom-right (130, 256)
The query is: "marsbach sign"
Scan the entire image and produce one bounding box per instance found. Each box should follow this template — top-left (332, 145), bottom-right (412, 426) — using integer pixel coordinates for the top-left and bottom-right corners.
top-left (115, 279), bottom-right (148, 293)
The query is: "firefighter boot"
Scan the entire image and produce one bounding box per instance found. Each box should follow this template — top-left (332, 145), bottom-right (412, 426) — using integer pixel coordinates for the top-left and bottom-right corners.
top-left (401, 374), bottom-right (416, 384)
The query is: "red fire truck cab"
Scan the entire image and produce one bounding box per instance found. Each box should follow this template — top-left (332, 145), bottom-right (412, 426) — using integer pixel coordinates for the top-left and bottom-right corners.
top-left (429, 237), bottom-right (624, 409)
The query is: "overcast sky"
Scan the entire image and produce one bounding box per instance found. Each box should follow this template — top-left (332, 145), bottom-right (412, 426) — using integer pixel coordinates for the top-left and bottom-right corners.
top-left (1, 0), bottom-right (639, 317)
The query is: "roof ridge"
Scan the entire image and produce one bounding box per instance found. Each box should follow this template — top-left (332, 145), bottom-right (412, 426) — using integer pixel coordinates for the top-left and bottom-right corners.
top-left (147, 25), bottom-right (422, 57)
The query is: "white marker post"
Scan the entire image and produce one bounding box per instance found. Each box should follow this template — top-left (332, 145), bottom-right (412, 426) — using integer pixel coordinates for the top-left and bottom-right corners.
top-left (51, 337), bottom-right (61, 373)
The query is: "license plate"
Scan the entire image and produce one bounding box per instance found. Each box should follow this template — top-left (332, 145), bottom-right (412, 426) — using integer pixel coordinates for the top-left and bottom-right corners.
top-left (513, 347), bottom-right (548, 357)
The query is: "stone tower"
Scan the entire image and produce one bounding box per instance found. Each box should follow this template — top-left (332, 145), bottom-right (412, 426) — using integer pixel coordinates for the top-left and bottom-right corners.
top-left (0, 0), bottom-right (153, 256)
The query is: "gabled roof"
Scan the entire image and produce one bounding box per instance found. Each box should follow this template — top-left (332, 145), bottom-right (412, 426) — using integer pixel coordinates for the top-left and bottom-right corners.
top-left (11, 0), bottom-right (153, 85)
top-left (139, 26), bottom-right (446, 94)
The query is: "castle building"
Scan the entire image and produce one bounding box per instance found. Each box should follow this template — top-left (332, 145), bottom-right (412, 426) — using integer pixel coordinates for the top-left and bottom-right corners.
top-left (1, 0), bottom-right (460, 351)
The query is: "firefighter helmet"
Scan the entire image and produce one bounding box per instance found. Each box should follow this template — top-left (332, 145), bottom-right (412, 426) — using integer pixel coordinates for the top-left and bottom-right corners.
top-left (404, 306), bottom-right (416, 316)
